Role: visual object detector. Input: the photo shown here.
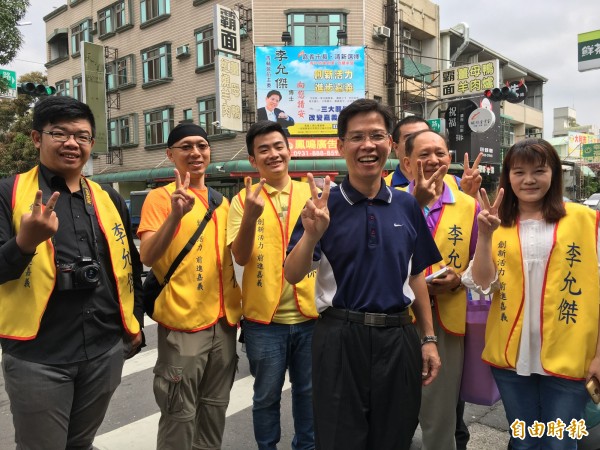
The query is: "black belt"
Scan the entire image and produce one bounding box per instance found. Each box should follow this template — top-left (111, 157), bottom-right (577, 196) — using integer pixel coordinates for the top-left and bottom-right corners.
top-left (321, 307), bottom-right (411, 327)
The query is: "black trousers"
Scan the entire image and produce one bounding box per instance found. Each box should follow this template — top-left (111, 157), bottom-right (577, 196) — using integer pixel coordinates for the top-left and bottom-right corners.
top-left (312, 313), bottom-right (422, 450)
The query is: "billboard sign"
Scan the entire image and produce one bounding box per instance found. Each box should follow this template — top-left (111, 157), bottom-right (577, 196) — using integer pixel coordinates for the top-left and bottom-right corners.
top-left (81, 42), bottom-right (108, 153)
top-left (288, 137), bottom-right (340, 158)
top-left (582, 143), bottom-right (600, 162)
top-left (441, 60), bottom-right (499, 99)
top-left (216, 55), bottom-right (243, 132)
top-left (578, 29), bottom-right (600, 72)
top-left (214, 4), bottom-right (240, 56)
top-left (567, 132), bottom-right (600, 158)
top-left (255, 46), bottom-right (366, 136)
top-left (445, 97), bottom-right (501, 164)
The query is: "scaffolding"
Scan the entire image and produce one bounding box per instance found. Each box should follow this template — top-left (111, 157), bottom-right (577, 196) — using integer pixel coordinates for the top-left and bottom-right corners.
top-left (104, 46), bottom-right (122, 165)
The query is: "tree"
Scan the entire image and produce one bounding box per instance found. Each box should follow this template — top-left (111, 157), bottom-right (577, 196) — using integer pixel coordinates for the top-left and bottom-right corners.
top-left (0, 71), bottom-right (43, 177)
top-left (0, 0), bottom-right (30, 66)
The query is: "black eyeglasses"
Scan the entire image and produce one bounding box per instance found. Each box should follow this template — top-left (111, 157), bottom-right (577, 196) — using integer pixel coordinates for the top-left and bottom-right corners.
top-left (340, 132), bottom-right (390, 145)
top-left (39, 130), bottom-right (93, 145)
top-left (170, 143), bottom-right (210, 152)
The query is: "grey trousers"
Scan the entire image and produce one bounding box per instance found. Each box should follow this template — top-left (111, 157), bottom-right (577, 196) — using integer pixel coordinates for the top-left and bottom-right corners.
top-left (154, 318), bottom-right (238, 450)
top-left (419, 313), bottom-right (465, 450)
top-left (2, 340), bottom-right (124, 450)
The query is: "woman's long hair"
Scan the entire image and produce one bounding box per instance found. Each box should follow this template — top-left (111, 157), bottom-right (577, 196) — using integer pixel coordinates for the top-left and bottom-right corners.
top-left (498, 138), bottom-right (566, 226)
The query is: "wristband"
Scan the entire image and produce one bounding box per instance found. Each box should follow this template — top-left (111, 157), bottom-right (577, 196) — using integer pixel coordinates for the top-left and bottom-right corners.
top-left (421, 335), bottom-right (438, 345)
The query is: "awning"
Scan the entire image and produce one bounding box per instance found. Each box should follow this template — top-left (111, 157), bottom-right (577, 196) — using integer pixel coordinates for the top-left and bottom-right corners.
top-left (90, 159), bottom-right (403, 184)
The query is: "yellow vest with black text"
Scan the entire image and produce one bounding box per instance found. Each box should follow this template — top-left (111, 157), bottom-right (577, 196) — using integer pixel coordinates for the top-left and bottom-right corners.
top-left (236, 180), bottom-right (317, 323)
top-left (483, 203), bottom-right (599, 379)
top-left (0, 166), bottom-right (140, 340)
top-left (429, 189), bottom-right (477, 335)
top-left (151, 183), bottom-right (241, 331)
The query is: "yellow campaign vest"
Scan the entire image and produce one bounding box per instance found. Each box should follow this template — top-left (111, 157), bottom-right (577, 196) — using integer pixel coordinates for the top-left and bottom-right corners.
top-left (237, 180), bottom-right (317, 323)
top-left (429, 189), bottom-right (476, 335)
top-left (0, 166), bottom-right (140, 339)
top-left (483, 203), bottom-right (600, 379)
top-left (383, 171), bottom-right (393, 187)
top-left (151, 184), bottom-right (241, 331)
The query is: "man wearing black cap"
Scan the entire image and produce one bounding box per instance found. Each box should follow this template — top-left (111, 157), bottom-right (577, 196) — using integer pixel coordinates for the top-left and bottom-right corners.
top-left (138, 124), bottom-right (242, 450)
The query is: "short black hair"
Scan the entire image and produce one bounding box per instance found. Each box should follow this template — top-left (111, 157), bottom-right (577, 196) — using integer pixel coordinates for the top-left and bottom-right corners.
top-left (32, 96), bottom-right (96, 136)
top-left (404, 129), bottom-right (448, 157)
top-left (337, 99), bottom-right (394, 138)
top-left (266, 90), bottom-right (282, 100)
top-left (246, 121), bottom-right (289, 156)
top-left (391, 115), bottom-right (429, 143)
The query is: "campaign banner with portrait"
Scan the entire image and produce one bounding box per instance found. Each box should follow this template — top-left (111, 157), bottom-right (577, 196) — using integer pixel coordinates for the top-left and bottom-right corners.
top-left (255, 46), bottom-right (366, 136)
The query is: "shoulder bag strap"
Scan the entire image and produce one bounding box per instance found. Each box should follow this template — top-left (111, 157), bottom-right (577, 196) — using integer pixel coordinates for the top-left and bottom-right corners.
top-left (161, 187), bottom-right (224, 285)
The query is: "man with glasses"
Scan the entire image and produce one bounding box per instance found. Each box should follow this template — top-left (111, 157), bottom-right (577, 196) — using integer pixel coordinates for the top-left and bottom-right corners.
top-left (138, 123), bottom-right (241, 449)
top-left (285, 99), bottom-right (442, 450)
top-left (0, 96), bottom-right (143, 449)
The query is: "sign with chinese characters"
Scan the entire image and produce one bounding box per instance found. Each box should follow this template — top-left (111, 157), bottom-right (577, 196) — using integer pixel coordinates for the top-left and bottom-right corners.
top-left (441, 60), bottom-right (499, 99)
top-left (427, 118), bottom-right (446, 134)
top-left (578, 29), bottom-right (600, 72)
top-left (468, 108), bottom-right (496, 133)
top-left (81, 42), bottom-right (108, 153)
top-left (216, 55), bottom-right (242, 132)
top-left (445, 98), bottom-right (501, 164)
top-left (255, 46), bottom-right (366, 136)
top-left (582, 143), bottom-right (600, 162)
top-left (567, 132), bottom-right (600, 158)
top-left (214, 4), bottom-right (240, 56)
top-left (0, 68), bottom-right (17, 99)
top-left (288, 137), bottom-right (340, 158)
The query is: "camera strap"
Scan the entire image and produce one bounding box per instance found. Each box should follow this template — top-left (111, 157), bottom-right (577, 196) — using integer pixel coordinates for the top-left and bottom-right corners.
top-left (79, 178), bottom-right (100, 261)
top-left (159, 187), bottom-right (223, 285)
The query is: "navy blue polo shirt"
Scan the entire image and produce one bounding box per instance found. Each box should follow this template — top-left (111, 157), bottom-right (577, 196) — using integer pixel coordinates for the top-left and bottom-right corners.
top-left (287, 176), bottom-right (441, 314)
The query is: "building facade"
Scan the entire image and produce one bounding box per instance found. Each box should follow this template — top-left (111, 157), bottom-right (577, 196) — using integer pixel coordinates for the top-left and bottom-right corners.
top-left (43, 0), bottom-right (545, 196)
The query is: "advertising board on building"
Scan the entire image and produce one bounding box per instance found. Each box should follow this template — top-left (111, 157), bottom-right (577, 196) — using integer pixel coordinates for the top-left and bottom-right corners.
top-left (578, 29), bottom-right (600, 72)
top-left (214, 4), bottom-right (240, 56)
top-left (81, 42), bottom-right (108, 153)
top-left (567, 132), bottom-right (600, 158)
top-left (216, 56), bottom-right (243, 132)
top-left (582, 143), bottom-right (600, 162)
top-left (445, 98), bottom-right (501, 164)
top-left (441, 60), bottom-right (500, 99)
top-left (255, 46), bottom-right (366, 136)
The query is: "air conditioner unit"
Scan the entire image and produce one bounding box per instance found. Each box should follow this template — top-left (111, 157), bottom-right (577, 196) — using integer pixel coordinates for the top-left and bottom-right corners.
top-left (373, 25), bottom-right (391, 40)
top-left (176, 45), bottom-right (190, 58)
top-left (402, 29), bottom-right (412, 40)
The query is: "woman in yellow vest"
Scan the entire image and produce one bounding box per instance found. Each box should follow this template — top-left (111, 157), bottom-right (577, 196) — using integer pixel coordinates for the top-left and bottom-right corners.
top-left (463, 138), bottom-right (600, 450)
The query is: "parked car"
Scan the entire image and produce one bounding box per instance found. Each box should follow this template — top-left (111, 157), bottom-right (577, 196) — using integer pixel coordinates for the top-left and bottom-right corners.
top-left (128, 190), bottom-right (150, 233)
top-left (583, 193), bottom-right (600, 210)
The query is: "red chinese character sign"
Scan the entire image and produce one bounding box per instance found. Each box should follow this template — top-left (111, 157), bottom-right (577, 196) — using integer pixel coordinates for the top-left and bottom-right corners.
top-left (255, 46), bottom-right (366, 136)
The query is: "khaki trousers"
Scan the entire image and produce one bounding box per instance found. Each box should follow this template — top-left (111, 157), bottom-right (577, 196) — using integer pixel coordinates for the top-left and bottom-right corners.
top-left (154, 318), bottom-right (238, 450)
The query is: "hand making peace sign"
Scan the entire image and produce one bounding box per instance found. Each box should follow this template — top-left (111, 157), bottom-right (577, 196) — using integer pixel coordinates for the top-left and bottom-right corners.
top-left (16, 190), bottom-right (60, 254)
top-left (477, 187), bottom-right (504, 237)
top-left (300, 173), bottom-right (330, 240)
top-left (170, 169), bottom-right (195, 220)
top-left (412, 160), bottom-right (448, 208)
top-left (460, 152), bottom-right (483, 198)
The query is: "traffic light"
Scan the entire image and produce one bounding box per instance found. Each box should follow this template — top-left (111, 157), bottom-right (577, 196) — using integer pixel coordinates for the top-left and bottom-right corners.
top-left (484, 85), bottom-right (518, 102)
top-left (17, 82), bottom-right (56, 96)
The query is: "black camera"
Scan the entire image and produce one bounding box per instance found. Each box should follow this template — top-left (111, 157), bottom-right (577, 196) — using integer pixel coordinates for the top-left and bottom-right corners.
top-left (56, 256), bottom-right (101, 291)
